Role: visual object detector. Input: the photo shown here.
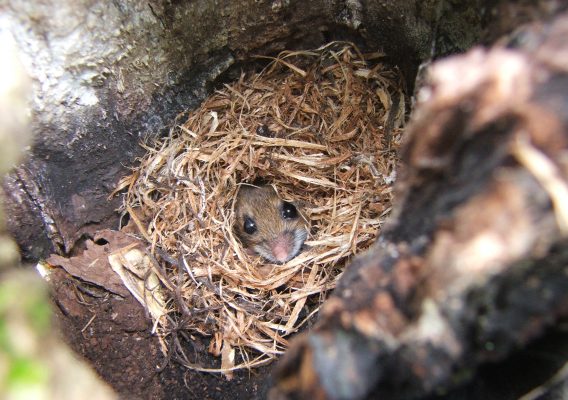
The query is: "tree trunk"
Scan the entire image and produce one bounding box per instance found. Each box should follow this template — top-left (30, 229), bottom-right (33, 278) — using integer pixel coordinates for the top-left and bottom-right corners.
top-left (1, 0), bottom-right (566, 399)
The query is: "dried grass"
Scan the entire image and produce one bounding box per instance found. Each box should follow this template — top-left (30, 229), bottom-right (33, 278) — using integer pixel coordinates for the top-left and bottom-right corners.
top-left (117, 42), bottom-right (405, 375)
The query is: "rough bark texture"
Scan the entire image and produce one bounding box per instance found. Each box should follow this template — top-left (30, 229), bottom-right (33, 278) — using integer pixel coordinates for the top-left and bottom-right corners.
top-left (3, 0), bottom-right (564, 262)
top-left (271, 11), bottom-right (568, 400)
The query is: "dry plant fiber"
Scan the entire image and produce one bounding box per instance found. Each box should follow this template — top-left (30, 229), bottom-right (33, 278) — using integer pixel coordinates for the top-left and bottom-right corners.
top-left (118, 41), bottom-right (405, 376)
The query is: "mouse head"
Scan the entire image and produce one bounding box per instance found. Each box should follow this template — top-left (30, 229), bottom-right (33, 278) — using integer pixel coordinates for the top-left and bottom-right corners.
top-left (234, 185), bottom-right (308, 264)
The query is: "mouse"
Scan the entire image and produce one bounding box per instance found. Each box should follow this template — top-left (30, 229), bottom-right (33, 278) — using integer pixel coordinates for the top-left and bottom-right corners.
top-left (234, 185), bottom-right (308, 264)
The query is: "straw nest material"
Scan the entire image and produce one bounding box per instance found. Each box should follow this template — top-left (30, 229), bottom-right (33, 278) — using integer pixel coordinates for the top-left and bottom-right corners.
top-left (117, 42), bottom-right (406, 375)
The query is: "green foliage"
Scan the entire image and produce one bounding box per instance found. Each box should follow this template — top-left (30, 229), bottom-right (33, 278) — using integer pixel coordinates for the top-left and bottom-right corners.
top-left (0, 273), bottom-right (51, 399)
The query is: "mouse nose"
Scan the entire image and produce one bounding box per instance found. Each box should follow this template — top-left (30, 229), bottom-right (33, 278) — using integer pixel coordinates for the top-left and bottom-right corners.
top-left (270, 232), bottom-right (294, 263)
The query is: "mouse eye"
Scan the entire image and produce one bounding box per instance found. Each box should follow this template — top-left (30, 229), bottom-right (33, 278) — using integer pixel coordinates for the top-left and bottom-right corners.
top-left (281, 202), bottom-right (298, 220)
top-left (243, 216), bottom-right (257, 235)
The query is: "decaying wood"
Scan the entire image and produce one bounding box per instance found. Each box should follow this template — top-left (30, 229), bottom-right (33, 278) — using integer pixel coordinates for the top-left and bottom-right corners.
top-left (271, 12), bottom-right (568, 400)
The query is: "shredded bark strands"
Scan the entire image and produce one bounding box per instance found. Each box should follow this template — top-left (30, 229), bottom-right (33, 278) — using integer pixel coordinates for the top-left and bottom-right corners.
top-left (117, 41), bottom-right (406, 375)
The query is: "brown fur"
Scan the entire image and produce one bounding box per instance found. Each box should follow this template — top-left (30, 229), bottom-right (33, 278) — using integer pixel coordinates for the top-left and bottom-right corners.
top-left (234, 185), bottom-right (308, 263)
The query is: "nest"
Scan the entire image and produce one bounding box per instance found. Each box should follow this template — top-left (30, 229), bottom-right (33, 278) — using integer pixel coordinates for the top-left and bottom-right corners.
top-left (118, 42), bottom-right (405, 375)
